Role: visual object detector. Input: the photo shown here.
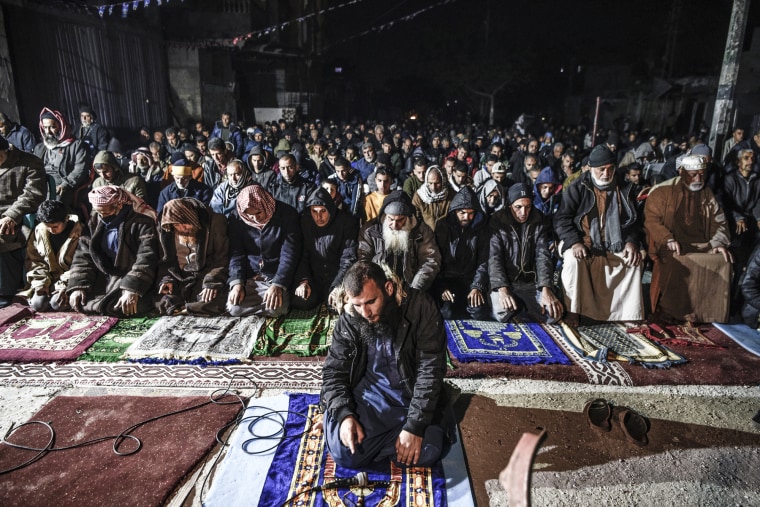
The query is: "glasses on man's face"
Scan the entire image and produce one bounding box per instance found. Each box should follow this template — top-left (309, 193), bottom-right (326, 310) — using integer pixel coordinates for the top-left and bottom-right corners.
top-left (742, 155), bottom-right (754, 160)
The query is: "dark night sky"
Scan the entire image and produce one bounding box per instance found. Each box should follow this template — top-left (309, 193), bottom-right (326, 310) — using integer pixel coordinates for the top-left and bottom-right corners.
top-left (312, 0), bottom-right (756, 121)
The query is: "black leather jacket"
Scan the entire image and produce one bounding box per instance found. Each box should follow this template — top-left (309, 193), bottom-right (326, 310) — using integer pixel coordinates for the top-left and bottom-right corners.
top-left (320, 284), bottom-right (447, 437)
top-left (488, 207), bottom-right (554, 290)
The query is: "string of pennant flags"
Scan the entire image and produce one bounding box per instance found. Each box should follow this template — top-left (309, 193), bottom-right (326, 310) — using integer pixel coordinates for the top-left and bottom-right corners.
top-left (96, 0), bottom-right (458, 49)
top-left (96, 0), bottom-right (185, 19)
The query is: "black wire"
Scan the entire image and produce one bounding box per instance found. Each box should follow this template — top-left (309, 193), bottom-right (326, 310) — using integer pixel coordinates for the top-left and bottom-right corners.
top-left (0, 374), bottom-right (252, 475)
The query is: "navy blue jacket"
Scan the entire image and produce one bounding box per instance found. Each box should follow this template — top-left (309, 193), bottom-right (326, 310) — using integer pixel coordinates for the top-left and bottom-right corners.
top-left (227, 201), bottom-right (302, 289)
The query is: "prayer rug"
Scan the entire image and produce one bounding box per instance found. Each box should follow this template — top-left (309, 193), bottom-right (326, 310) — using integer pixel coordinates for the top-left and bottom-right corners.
top-left (563, 322), bottom-right (687, 368)
top-left (632, 322), bottom-right (723, 349)
top-left (445, 318), bottom-right (571, 365)
top-left (0, 394), bottom-right (242, 507)
top-left (124, 315), bottom-right (264, 362)
top-left (77, 317), bottom-right (159, 362)
top-left (0, 303), bottom-right (33, 327)
top-left (253, 304), bottom-right (335, 357)
top-left (204, 393), bottom-right (475, 507)
top-left (545, 322), bottom-right (634, 386)
top-left (0, 313), bottom-right (117, 362)
top-left (0, 359), bottom-right (324, 389)
top-left (713, 323), bottom-right (760, 357)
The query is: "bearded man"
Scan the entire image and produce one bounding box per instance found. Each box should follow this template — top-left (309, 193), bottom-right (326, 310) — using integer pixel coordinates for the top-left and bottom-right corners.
top-left (432, 187), bottom-right (490, 320)
top-left (33, 107), bottom-right (91, 210)
top-left (555, 144), bottom-right (645, 321)
top-left (67, 186), bottom-right (159, 317)
top-left (411, 165), bottom-right (454, 231)
top-left (358, 190), bottom-right (440, 292)
top-left (644, 154), bottom-right (733, 323)
top-left (156, 198), bottom-right (228, 315)
top-left (321, 261), bottom-right (447, 469)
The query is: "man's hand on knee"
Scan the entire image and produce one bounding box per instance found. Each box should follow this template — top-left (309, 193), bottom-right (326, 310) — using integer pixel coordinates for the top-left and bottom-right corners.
top-left (396, 430), bottom-right (423, 466)
top-left (339, 416), bottom-right (365, 455)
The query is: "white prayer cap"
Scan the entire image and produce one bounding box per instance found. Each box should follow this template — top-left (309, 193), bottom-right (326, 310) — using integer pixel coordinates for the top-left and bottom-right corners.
top-left (679, 154), bottom-right (707, 171)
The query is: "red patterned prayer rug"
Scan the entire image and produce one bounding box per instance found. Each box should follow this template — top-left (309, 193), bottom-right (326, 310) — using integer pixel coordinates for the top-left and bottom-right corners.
top-left (0, 394), bottom-right (242, 507)
top-left (0, 313), bottom-right (117, 362)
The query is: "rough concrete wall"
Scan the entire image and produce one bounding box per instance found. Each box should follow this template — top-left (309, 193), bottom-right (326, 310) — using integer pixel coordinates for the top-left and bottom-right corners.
top-left (167, 46), bottom-right (202, 124)
top-left (0, 6), bottom-right (19, 121)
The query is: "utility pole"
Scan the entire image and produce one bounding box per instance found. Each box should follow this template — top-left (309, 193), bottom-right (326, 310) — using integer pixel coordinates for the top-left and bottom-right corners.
top-left (708, 0), bottom-right (750, 159)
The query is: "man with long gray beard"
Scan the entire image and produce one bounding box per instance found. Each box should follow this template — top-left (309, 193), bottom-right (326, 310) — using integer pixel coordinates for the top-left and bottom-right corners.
top-left (34, 107), bottom-right (91, 210)
top-left (321, 261), bottom-right (447, 469)
top-left (555, 144), bottom-right (645, 322)
top-left (358, 190), bottom-right (440, 292)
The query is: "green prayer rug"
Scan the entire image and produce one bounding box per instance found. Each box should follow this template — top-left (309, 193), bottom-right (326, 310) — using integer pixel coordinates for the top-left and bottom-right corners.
top-left (253, 305), bottom-right (335, 357)
top-left (78, 317), bottom-right (159, 362)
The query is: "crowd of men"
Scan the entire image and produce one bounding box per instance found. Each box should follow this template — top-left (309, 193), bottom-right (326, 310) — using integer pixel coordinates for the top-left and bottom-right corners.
top-left (3, 106), bottom-right (760, 469)
top-left (0, 107), bottom-right (759, 326)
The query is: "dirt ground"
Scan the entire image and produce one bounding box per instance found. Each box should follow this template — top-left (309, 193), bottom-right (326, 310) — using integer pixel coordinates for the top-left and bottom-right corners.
top-left (451, 378), bottom-right (760, 506)
top-left (2, 379), bottom-right (759, 506)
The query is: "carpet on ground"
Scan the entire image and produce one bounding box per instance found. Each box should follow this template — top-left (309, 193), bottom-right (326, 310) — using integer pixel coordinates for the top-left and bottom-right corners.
top-left (0, 313), bottom-right (117, 362)
top-left (713, 323), bottom-right (760, 357)
top-left (0, 394), bottom-right (242, 507)
top-left (0, 303), bottom-right (33, 327)
top-left (0, 360), bottom-right (324, 389)
top-left (253, 304), bottom-right (335, 356)
top-left (77, 316), bottom-right (159, 362)
top-left (633, 321), bottom-right (723, 349)
top-left (445, 319), bottom-right (571, 365)
top-left (204, 393), bottom-right (475, 507)
top-left (124, 315), bottom-right (264, 363)
top-left (561, 322), bottom-right (687, 368)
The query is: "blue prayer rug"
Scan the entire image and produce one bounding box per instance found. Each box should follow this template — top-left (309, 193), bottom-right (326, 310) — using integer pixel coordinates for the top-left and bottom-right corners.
top-left (445, 319), bottom-right (571, 365)
top-left (204, 394), bottom-right (473, 507)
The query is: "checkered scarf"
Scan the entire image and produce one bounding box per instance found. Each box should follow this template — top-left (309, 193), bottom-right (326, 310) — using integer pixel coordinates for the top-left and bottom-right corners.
top-left (160, 198), bottom-right (203, 232)
top-left (236, 184), bottom-right (276, 229)
top-left (88, 185), bottom-right (157, 222)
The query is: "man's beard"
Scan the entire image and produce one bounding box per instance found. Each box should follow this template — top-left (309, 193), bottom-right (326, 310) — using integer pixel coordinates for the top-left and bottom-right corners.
top-left (591, 172), bottom-right (615, 191)
top-left (43, 134), bottom-right (58, 148)
top-left (688, 182), bottom-right (704, 192)
top-left (81, 119), bottom-right (92, 128)
top-left (382, 221), bottom-right (412, 255)
top-left (355, 294), bottom-right (399, 345)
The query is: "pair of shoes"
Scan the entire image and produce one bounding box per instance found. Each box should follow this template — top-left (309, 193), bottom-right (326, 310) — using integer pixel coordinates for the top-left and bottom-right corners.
top-left (582, 398), bottom-right (650, 446)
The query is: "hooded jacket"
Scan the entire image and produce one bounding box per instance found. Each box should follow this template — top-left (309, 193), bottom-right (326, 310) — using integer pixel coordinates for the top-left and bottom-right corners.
top-left (358, 191), bottom-right (441, 291)
top-left (296, 188), bottom-right (358, 293)
top-left (434, 187), bottom-right (489, 292)
top-left (321, 277), bottom-right (447, 437)
top-left (412, 166), bottom-right (454, 231)
top-left (477, 178), bottom-right (504, 215)
top-left (533, 166), bottom-right (562, 218)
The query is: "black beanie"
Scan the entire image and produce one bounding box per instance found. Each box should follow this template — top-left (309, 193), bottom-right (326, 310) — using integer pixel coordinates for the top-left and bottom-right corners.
top-left (588, 145), bottom-right (616, 168)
